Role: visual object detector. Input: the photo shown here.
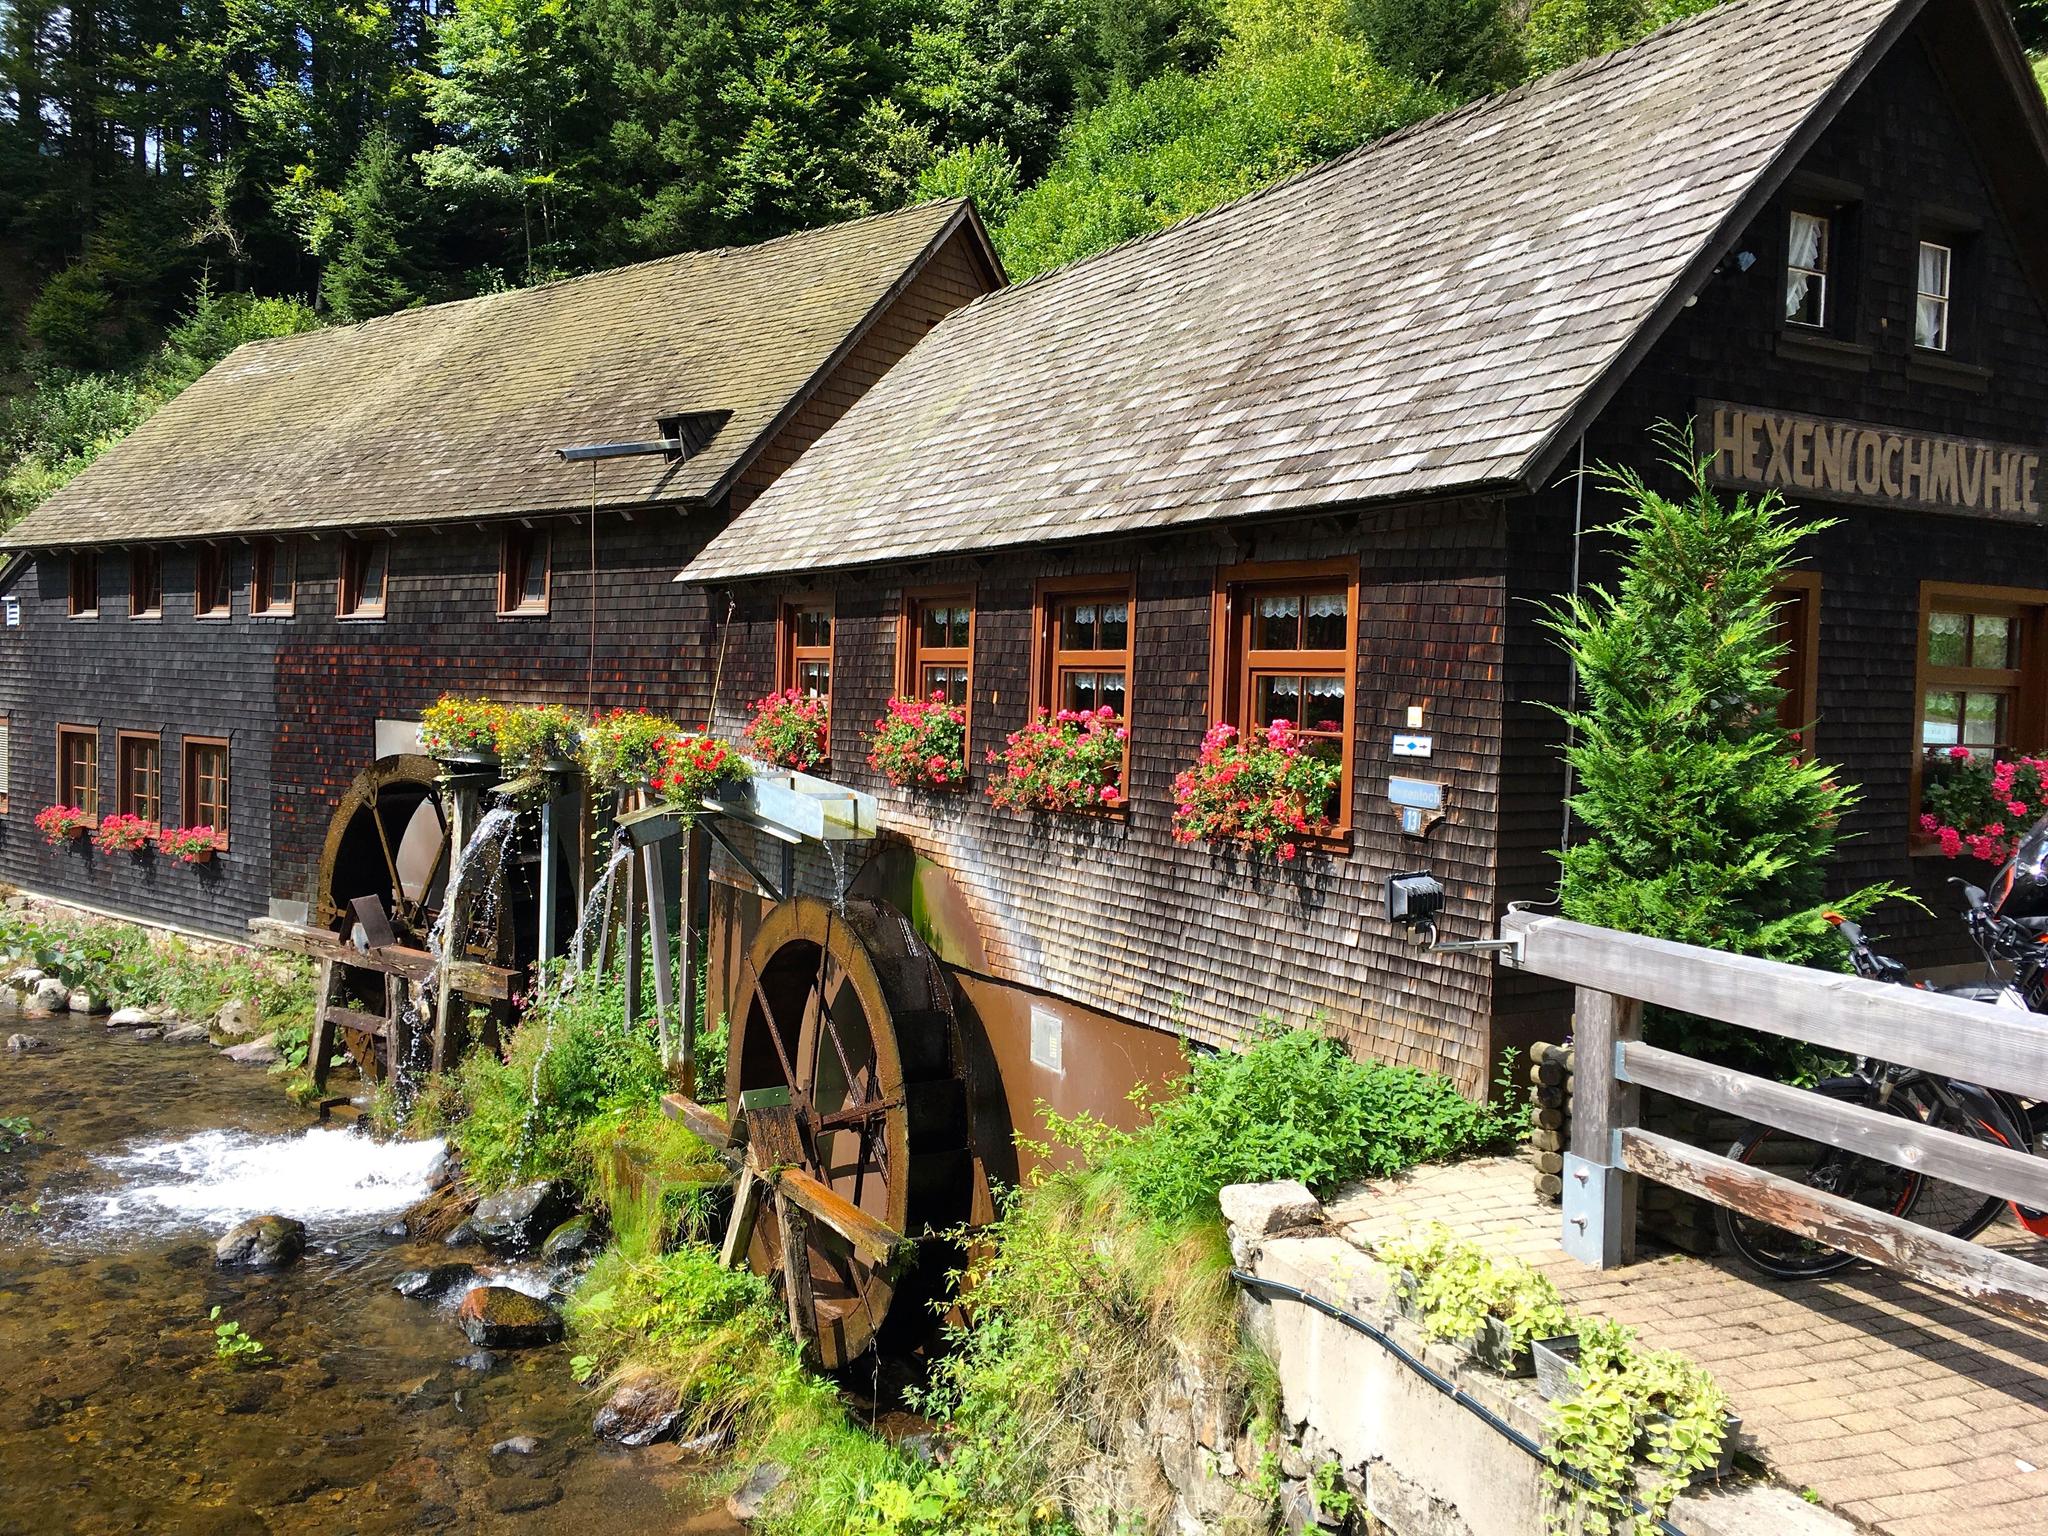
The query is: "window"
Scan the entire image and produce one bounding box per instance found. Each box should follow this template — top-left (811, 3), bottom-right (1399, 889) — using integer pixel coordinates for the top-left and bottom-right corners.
top-left (905, 592), bottom-right (973, 706)
top-left (116, 732), bottom-right (161, 825)
top-left (68, 553), bottom-right (98, 618)
top-left (1785, 210), bottom-right (1830, 329)
top-left (182, 737), bottom-right (230, 842)
top-left (1920, 604), bottom-right (2029, 760)
top-left (195, 544), bottom-right (231, 618)
top-left (1214, 560), bottom-right (1358, 830)
top-left (781, 600), bottom-right (833, 701)
top-left (1916, 240), bottom-right (1952, 352)
top-left (252, 538), bottom-right (296, 616)
top-left (129, 550), bottom-right (161, 618)
top-left (57, 726), bottom-right (98, 821)
top-left (498, 527), bottom-right (550, 615)
top-left (1038, 582), bottom-right (1131, 720)
top-left (1771, 575), bottom-right (1821, 760)
top-left (339, 540), bottom-right (388, 618)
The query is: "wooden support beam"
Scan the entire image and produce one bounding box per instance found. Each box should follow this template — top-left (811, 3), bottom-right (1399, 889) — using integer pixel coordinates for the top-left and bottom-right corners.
top-left (1563, 987), bottom-right (1640, 1269)
top-left (246, 923), bottom-right (518, 1001)
top-left (387, 974), bottom-right (409, 1082)
top-left (776, 1166), bottom-right (909, 1271)
top-left (721, 1167), bottom-right (764, 1269)
top-left (623, 845), bottom-right (645, 1025)
top-left (644, 840), bottom-right (675, 1067)
top-left (660, 1092), bottom-right (731, 1149)
top-left (777, 1191), bottom-right (819, 1362)
top-left (680, 822), bottom-right (710, 1099)
top-left (1622, 1040), bottom-right (2048, 1214)
top-left (1622, 1128), bottom-right (2048, 1330)
top-left (308, 958), bottom-right (339, 1093)
top-left (325, 1004), bottom-right (392, 1038)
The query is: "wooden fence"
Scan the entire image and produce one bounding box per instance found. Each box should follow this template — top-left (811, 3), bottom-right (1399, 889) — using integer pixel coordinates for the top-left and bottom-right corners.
top-left (1499, 908), bottom-right (2048, 1327)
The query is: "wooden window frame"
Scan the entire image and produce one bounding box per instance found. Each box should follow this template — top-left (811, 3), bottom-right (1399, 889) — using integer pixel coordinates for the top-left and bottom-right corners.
top-left (1208, 557), bottom-right (1361, 840)
top-left (778, 595), bottom-right (835, 725)
top-left (1031, 575), bottom-right (1135, 801)
top-left (252, 537), bottom-right (296, 617)
top-left (56, 724), bottom-right (99, 823)
top-left (68, 552), bottom-right (98, 619)
top-left (129, 549), bottom-right (162, 619)
top-left (115, 730), bottom-right (162, 826)
top-left (498, 527), bottom-right (550, 617)
top-left (898, 586), bottom-right (976, 770)
top-left (181, 736), bottom-right (231, 848)
top-left (1916, 238), bottom-right (1953, 354)
top-left (1910, 581), bottom-right (2048, 854)
top-left (1786, 207), bottom-right (1831, 331)
top-left (1772, 572), bottom-right (1822, 760)
top-left (194, 543), bottom-right (231, 619)
top-left (338, 539), bottom-right (389, 620)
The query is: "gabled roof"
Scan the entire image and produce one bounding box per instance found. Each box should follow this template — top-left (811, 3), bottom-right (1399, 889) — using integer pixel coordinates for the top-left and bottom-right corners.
top-left (683, 0), bottom-right (1938, 582)
top-left (4, 199), bottom-right (985, 549)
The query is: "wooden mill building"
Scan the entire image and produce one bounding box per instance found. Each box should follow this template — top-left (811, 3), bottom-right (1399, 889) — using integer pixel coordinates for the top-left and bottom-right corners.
top-left (683, 0), bottom-right (2048, 1100)
top-left (0, 201), bottom-right (1001, 938)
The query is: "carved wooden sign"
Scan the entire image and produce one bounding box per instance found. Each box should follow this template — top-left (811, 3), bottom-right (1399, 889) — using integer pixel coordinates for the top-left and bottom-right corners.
top-left (1699, 400), bottom-right (2044, 522)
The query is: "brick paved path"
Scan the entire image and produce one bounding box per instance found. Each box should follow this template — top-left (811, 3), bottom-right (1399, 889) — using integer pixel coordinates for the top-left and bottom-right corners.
top-left (1326, 1158), bottom-right (2048, 1535)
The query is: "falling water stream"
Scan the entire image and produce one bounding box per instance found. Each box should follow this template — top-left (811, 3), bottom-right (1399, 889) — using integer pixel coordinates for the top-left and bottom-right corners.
top-left (0, 1005), bottom-right (738, 1535)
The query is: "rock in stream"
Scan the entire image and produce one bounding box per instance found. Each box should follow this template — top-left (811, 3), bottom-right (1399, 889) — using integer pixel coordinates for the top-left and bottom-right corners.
top-left (471, 1180), bottom-right (577, 1254)
top-left (456, 1286), bottom-right (563, 1348)
top-left (215, 1214), bottom-right (307, 1270)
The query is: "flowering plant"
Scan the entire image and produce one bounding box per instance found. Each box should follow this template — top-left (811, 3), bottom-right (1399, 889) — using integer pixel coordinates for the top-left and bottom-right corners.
top-left (34, 805), bottom-right (90, 845)
top-left (649, 731), bottom-right (747, 807)
top-left (985, 707), bottom-right (1126, 814)
top-left (92, 812), bottom-right (154, 854)
top-left (868, 694), bottom-right (967, 790)
top-left (744, 688), bottom-right (830, 771)
top-left (1919, 748), bottom-right (2048, 863)
top-left (497, 703), bottom-right (584, 774)
top-left (1171, 720), bottom-right (1342, 861)
top-left (419, 694), bottom-right (508, 759)
top-left (157, 824), bottom-right (221, 863)
top-left (580, 708), bottom-right (683, 795)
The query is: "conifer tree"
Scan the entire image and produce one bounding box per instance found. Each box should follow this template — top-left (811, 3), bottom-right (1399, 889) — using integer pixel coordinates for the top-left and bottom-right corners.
top-left (321, 130), bottom-right (436, 323)
top-left (1542, 434), bottom-right (1906, 993)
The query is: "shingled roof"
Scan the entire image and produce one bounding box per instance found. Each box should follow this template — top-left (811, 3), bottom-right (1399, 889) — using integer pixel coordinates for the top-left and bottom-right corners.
top-left (683, 0), bottom-right (1935, 582)
top-left (4, 199), bottom-right (980, 549)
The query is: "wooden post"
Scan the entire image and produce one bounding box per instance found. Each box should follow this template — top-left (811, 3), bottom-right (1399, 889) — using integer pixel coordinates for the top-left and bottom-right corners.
top-left (679, 821), bottom-right (711, 1099)
top-left (777, 1190), bottom-right (819, 1362)
top-left (433, 782), bottom-right (477, 1073)
top-left (308, 958), bottom-right (339, 1093)
top-left (721, 1167), bottom-right (763, 1269)
top-left (1562, 986), bottom-right (1641, 1269)
top-left (537, 789), bottom-right (564, 962)
top-left (644, 838), bottom-right (676, 1068)
top-left (386, 972), bottom-right (408, 1087)
top-left (622, 842), bottom-right (644, 1026)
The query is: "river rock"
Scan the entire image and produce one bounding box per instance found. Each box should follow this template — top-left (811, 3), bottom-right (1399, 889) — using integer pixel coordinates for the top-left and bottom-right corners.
top-left (214, 997), bottom-right (262, 1041)
top-left (727, 1461), bottom-right (794, 1524)
top-left (29, 978), bottom-right (69, 1012)
top-left (133, 1026), bottom-right (164, 1041)
top-left (215, 1214), bottom-right (307, 1270)
top-left (490, 1435), bottom-right (541, 1457)
top-left (5, 966), bottom-right (43, 989)
top-left (222, 1033), bottom-right (280, 1065)
top-left (592, 1370), bottom-right (685, 1446)
top-left (471, 1180), bottom-right (576, 1254)
top-left (6, 1033), bottom-right (46, 1051)
top-left (66, 988), bottom-right (101, 1014)
top-left (163, 1022), bottom-right (210, 1045)
top-left (107, 1005), bottom-right (154, 1027)
top-left (455, 1286), bottom-right (562, 1348)
top-left (454, 1350), bottom-right (497, 1372)
top-left (393, 1263), bottom-right (476, 1300)
top-left (540, 1213), bottom-right (601, 1264)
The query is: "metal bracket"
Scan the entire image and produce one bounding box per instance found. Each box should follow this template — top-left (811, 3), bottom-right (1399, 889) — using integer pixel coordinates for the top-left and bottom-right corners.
top-left (1560, 1153), bottom-right (1628, 1268)
top-left (1422, 922), bottom-right (1525, 963)
top-left (701, 818), bottom-right (788, 903)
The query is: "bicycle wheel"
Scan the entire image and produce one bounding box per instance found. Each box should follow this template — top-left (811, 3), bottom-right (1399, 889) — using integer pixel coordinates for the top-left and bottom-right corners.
top-left (1716, 1077), bottom-right (1922, 1279)
top-left (1891, 1080), bottom-right (2027, 1242)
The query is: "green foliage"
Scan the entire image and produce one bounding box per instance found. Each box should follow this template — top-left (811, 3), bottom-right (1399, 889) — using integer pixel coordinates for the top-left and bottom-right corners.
top-left (1349, 0), bottom-right (1521, 96)
top-left (208, 1306), bottom-right (268, 1368)
top-left (0, 1115), bottom-right (40, 1148)
top-left (1519, 0), bottom-right (1720, 79)
top-left (1106, 1027), bottom-right (1521, 1224)
top-left (1375, 1221), bottom-right (1569, 1350)
top-left (320, 130), bottom-right (441, 323)
top-left (1542, 432), bottom-right (1911, 1067)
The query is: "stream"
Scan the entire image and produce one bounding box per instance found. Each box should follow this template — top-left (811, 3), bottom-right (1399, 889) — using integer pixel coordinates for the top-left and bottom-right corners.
top-left (0, 1004), bottom-right (741, 1535)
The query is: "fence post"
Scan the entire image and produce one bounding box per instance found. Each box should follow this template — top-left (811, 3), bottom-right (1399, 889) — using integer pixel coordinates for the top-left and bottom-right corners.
top-left (1562, 986), bottom-right (1641, 1268)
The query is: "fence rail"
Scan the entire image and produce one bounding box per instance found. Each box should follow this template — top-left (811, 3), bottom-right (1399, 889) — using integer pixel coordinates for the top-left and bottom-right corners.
top-left (1499, 908), bottom-right (2048, 1328)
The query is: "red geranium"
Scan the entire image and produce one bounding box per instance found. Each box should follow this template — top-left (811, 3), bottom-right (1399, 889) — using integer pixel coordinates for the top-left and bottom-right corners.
top-left (92, 812), bottom-right (154, 854)
top-left (1170, 720), bottom-right (1341, 861)
top-left (34, 805), bottom-right (89, 846)
top-left (1920, 750), bottom-right (2048, 863)
top-left (986, 707), bottom-right (1126, 814)
top-left (868, 694), bottom-right (966, 790)
top-left (744, 688), bottom-right (829, 771)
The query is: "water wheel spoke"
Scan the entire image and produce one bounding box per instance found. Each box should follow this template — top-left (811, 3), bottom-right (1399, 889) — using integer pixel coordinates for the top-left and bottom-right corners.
top-left (749, 975), bottom-right (807, 1106)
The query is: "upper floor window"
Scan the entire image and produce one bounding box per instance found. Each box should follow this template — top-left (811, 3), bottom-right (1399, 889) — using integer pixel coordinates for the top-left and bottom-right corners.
top-left (906, 593), bottom-right (973, 706)
top-left (182, 737), bottom-right (230, 843)
top-left (195, 544), bottom-right (231, 618)
top-left (129, 550), bottom-right (161, 618)
top-left (57, 725), bottom-right (98, 821)
top-left (781, 600), bottom-right (833, 701)
top-left (252, 538), bottom-right (296, 616)
top-left (116, 731), bottom-right (161, 825)
top-left (68, 553), bottom-right (98, 618)
top-left (1916, 240), bottom-right (1952, 353)
top-left (499, 527), bottom-right (549, 615)
top-left (339, 540), bottom-right (388, 619)
top-left (1785, 210), bottom-right (1830, 329)
top-left (1041, 583), bottom-right (1131, 720)
top-left (1920, 600), bottom-right (2027, 761)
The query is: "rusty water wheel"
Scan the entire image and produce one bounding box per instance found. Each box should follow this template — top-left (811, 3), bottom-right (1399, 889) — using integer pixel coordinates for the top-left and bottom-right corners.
top-left (725, 894), bottom-right (973, 1370)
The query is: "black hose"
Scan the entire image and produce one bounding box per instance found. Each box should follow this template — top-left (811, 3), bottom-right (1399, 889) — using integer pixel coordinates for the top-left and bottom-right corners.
top-left (1228, 1269), bottom-right (1688, 1536)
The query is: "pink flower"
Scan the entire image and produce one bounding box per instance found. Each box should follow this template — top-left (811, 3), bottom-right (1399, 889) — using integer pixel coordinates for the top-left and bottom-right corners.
top-left (2010, 801), bottom-right (2030, 819)
top-left (1940, 826), bottom-right (1964, 857)
top-left (1920, 813), bottom-right (1940, 833)
top-left (1949, 746), bottom-right (1973, 761)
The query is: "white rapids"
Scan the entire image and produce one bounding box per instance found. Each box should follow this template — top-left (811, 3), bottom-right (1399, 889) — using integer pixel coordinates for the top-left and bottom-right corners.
top-left (74, 1127), bottom-right (447, 1238)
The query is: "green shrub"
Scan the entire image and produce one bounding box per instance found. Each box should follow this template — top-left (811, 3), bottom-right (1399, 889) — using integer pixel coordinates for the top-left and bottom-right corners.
top-left (1106, 1027), bottom-right (1520, 1223)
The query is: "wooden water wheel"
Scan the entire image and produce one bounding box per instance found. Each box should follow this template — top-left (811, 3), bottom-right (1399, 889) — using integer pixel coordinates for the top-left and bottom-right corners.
top-left (672, 894), bottom-right (974, 1368)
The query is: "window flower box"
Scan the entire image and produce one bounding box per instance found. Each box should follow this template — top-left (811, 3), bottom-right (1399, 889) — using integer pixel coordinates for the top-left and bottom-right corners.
top-left (648, 732), bottom-right (747, 809)
top-left (419, 694), bottom-right (508, 765)
top-left (1919, 747), bottom-right (2048, 862)
top-left (1171, 720), bottom-right (1342, 861)
top-left (92, 813), bottom-right (154, 855)
top-left (985, 707), bottom-right (1126, 814)
top-left (157, 824), bottom-right (221, 865)
top-left (868, 694), bottom-right (966, 791)
top-left (496, 703), bottom-right (584, 778)
top-left (744, 688), bottom-right (830, 772)
top-left (581, 708), bottom-right (684, 799)
top-left (34, 805), bottom-right (90, 846)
